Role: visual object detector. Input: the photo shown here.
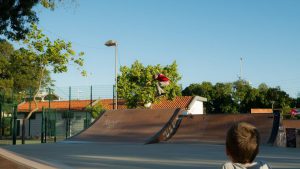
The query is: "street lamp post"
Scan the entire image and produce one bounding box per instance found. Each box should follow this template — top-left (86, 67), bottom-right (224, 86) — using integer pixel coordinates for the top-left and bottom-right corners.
top-left (271, 101), bottom-right (275, 112)
top-left (105, 40), bottom-right (118, 110)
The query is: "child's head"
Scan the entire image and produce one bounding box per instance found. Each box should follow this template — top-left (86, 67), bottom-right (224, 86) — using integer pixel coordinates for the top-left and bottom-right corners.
top-left (226, 122), bottom-right (260, 164)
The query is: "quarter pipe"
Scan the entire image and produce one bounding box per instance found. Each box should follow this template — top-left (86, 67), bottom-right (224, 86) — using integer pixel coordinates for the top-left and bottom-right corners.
top-left (70, 108), bottom-right (181, 143)
top-left (70, 108), bottom-right (279, 144)
top-left (167, 113), bottom-right (277, 144)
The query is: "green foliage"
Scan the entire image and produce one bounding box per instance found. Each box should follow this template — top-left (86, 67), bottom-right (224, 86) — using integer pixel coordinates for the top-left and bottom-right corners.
top-left (40, 0), bottom-right (56, 10)
top-left (213, 82), bottom-right (236, 114)
top-left (3, 117), bottom-right (12, 136)
top-left (86, 104), bottom-right (105, 119)
top-left (0, 39), bottom-right (54, 103)
top-left (0, 0), bottom-right (61, 40)
top-left (0, 0), bottom-right (39, 40)
top-left (182, 80), bottom-right (294, 114)
top-left (0, 40), bottom-right (13, 82)
top-left (17, 24), bottom-right (85, 121)
top-left (23, 24), bottom-right (85, 76)
top-left (0, 23), bottom-right (85, 114)
top-left (118, 60), bottom-right (182, 108)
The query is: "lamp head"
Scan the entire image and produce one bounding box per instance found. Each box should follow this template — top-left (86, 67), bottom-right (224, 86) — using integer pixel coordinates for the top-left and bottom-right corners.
top-left (105, 40), bottom-right (117, 47)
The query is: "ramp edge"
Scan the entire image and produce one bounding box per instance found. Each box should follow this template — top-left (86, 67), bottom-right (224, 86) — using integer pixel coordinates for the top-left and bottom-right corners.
top-left (145, 108), bottom-right (182, 144)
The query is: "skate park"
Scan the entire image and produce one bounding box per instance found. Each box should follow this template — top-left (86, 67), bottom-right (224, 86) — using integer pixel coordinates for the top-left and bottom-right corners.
top-left (1, 1), bottom-right (300, 168)
top-left (0, 107), bottom-right (300, 169)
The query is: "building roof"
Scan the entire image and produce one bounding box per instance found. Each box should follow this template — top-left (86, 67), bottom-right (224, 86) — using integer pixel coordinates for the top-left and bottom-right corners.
top-left (18, 96), bottom-right (203, 112)
top-left (98, 99), bottom-right (127, 110)
top-left (152, 96), bottom-right (193, 109)
top-left (97, 96), bottom-right (194, 110)
top-left (18, 100), bottom-right (94, 112)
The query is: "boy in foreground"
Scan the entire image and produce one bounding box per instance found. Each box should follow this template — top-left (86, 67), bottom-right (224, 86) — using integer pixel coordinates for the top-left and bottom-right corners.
top-left (222, 122), bottom-right (271, 169)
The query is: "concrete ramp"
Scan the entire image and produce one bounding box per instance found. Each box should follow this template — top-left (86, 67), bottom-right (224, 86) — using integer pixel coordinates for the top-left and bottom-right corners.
top-left (70, 108), bottom-right (179, 143)
top-left (168, 113), bottom-right (276, 144)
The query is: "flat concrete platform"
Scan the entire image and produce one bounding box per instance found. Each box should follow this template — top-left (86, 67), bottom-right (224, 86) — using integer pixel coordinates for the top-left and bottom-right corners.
top-left (1, 142), bottom-right (300, 169)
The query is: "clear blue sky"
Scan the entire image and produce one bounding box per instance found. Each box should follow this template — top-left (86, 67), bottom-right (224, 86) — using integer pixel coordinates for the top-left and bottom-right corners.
top-left (34, 0), bottom-right (300, 98)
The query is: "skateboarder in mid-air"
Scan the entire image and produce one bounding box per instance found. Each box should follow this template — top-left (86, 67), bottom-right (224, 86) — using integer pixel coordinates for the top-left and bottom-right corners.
top-left (153, 73), bottom-right (170, 96)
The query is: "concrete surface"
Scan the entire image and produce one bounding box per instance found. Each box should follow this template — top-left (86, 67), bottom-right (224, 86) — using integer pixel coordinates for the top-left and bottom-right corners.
top-left (1, 141), bottom-right (300, 169)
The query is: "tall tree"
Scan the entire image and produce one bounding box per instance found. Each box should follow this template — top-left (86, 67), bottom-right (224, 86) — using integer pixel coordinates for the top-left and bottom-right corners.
top-left (0, 40), bottom-right (14, 101)
top-left (213, 82), bottom-right (236, 114)
top-left (182, 82), bottom-right (214, 113)
top-left (17, 24), bottom-right (85, 142)
top-left (118, 60), bottom-right (181, 108)
top-left (266, 86), bottom-right (293, 112)
top-left (232, 80), bottom-right (256, 113)
top-left (0, 0), bottom-right (56, 40)
top-left (182, 81), bottom-right (295, 114)
top-left (22, 24), bottom-right (85, 119)
top-left (0, 40), bottom-right (53, 102)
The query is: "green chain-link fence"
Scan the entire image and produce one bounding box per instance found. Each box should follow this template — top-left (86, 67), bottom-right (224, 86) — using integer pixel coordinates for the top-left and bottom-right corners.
top-left (0, 90), bottom-right (20, 145)
top-left (0, 84), bottom-right (111, 146)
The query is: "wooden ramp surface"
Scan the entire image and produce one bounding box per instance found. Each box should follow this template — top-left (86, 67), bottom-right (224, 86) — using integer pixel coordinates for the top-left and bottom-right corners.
top-left (70, 108), bottom-right (178, 143)
top-left (282, 120), bottom-right (300, 128)
top-left (169, 113), bottom-right (274, 144)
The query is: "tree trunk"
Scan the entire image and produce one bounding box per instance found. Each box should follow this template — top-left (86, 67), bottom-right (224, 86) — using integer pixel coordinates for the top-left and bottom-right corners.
top-left (23, 67), bottom-right (44, 144)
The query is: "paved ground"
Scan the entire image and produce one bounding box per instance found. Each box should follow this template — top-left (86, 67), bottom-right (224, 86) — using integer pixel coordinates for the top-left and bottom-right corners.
top-left (1, 141), bottom-right (300, 169)
top-left (0, 110), bottom-right (296, 168)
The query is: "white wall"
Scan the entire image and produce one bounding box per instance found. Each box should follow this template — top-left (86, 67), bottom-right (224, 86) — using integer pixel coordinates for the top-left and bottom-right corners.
top-left (188, 101), bottom-right (203, 115)
top-left (182, 100), bottom-right (204, 115)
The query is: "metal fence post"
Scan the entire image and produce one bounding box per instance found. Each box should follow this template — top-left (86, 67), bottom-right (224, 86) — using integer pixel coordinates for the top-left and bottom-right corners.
top-left (21, 118), bottom-right (25, 144)
top-left (54, 109), bottom-right (56, 142)
top-left (113, 85), bottom-right (115, 109)
top-left (41, 107), bottom-right (44, 143)
top-left (45, 109), bottom-right (47, 143)
top-left (12, 105), bottom-right (17, 145)
top-left (28, 88), bottom-right (32, 137)
top-left (66, 86), bottom-right (71, 139)
top-left (0, 101), bottom-right (2, 140)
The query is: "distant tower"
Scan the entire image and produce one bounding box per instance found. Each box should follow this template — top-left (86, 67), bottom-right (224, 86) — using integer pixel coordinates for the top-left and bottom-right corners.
top-left (239, 57), bottom-right (243, 80)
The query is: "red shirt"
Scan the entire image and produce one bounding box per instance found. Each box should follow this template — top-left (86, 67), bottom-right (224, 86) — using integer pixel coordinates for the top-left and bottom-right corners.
top-left (156, 74), bottom-right (169, 82)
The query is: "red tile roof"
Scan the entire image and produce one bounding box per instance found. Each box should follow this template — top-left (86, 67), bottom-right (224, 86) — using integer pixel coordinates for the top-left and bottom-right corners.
top-left (18, 100), bottom-right (94, 112)
top-left (97, 96), bottom-right (193, 110)
top-left (18, 96), bottom-right (195, 112)
top-left (98, 99), bottom-right (127, 110)
top-left (152, 96), bottom-right (193, 109)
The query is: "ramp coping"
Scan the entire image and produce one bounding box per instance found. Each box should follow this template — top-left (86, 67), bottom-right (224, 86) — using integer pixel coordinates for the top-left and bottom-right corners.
top-left (0, 148), bottom-right (57, 169)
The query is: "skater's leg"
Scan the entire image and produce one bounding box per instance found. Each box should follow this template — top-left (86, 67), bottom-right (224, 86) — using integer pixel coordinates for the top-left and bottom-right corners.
top-left (156, 82), bottom-right (165, 95)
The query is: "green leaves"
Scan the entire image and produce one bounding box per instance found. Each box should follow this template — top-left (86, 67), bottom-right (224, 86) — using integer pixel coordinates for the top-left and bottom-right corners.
top-left (182, 80), bottom-right (294, 114)
top-left (23, 24), bottom-right (85, 75)
top-left (0, 24), bottom-right (86, 103)
top-left (118, 60), bottom-right (182, 108)
top-left (0, 0), bottom-right (39, 40)
top-left (0, 0), bottom-right (62, 40)
top-left (40, 0), bottom-right (56, 10)
top-left (86, 104), bottom-right (105, 119)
